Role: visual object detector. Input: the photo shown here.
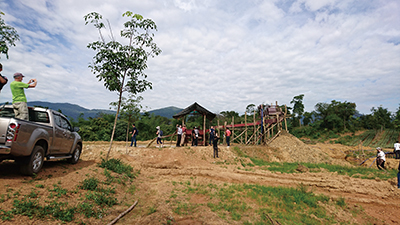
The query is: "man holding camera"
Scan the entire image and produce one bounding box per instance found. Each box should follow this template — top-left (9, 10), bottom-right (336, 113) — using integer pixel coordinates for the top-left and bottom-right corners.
top-left (10, 72), bottom-right (37, 120)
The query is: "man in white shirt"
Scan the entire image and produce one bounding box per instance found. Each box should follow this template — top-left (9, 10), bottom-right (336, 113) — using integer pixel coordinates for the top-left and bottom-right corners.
top-left (394, 141), bottom-right (400, 159)
top-left (376, 147), bottom-right (386, 170)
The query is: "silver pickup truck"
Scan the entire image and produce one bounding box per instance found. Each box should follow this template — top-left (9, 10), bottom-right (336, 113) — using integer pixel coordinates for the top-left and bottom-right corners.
top-left (0, 105), bottom-right (82, 175)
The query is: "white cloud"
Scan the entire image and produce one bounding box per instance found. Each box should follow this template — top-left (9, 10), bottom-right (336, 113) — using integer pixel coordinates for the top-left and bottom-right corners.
top-left (0, 0), bottom-right (398, 116)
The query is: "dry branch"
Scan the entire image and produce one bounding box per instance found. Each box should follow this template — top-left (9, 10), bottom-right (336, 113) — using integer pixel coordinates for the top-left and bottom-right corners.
top-left (107, 200), bottom-right (138, 225)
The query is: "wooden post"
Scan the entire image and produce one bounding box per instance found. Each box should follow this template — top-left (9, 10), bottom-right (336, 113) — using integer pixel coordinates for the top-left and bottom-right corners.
top-left (231, 116), bottom-right (234, 146)
top-left (284, 104), bottom-right (288, 132)
top-left (253, 110), bottom-right (256, 144)
top-left (217, 120), bottom-right (220, 140)
top-left (203, 114), bottom-right (206, 146)
top-left (245, 112), bottom-right (248, 145)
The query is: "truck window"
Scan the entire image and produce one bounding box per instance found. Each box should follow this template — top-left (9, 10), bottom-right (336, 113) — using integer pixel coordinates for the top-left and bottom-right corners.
top-left (53, 113), bottom-right (72, 130)
top-left (29, 110), bottom-right (50, 123)
top-left (0, 108), bottom-right (15, 118)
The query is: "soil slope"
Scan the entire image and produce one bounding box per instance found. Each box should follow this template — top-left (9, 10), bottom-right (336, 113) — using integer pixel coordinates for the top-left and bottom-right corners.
top-left (1, 132), bottom-right (399, 224)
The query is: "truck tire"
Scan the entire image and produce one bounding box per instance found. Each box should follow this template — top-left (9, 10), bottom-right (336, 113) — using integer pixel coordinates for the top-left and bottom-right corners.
top-left (67, 145), bottom-right (81, 164)
top-left (20, 145), bottom-right (45, 175)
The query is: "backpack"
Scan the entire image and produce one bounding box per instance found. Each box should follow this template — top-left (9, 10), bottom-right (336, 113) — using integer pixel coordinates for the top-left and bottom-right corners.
top-left (135, 128), bottom-right (139, 135)
top-left (160, 130), bottom-right (163, 136)
top-left (0, 75), bottom-right (8, 91)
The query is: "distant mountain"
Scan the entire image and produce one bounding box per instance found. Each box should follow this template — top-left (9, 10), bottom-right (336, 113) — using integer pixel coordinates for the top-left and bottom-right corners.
top-left (1, 101), bottom-right (183, 121)
top-left (27, 101), bottom-right (115, 121)
top-left (146, 106), bottom-right (183, 119)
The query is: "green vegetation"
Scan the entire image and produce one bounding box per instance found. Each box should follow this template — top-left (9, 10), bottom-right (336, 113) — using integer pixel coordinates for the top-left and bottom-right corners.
top-left (167, 179), bottom-right (358, 224)
top-left (335, 129), bottom-right (398, 148)
top-left (0, 159), bottom-right (137, 223)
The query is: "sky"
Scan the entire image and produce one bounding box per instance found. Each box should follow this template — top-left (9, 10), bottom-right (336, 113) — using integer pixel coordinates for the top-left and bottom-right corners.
top-left (0, 0), bottom-right (399, 115)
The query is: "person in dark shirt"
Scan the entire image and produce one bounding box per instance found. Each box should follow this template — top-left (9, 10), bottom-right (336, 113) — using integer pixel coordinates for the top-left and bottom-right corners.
top-left (213, 132), bottom-right (220, 158)
top-left (397, 161), bottom-right (400, 189)
top-left (130, 124), bottom-right (138, 147)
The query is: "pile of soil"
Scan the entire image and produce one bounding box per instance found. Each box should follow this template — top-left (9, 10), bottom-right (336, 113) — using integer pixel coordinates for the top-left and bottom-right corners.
top-left (268, 131), bottom-right (333, 164)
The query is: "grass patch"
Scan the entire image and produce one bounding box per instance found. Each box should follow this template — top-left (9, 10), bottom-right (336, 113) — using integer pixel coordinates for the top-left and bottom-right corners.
top-left (0, 158), bottom-right (137, 224)
top-left (248, 158), bottom-right (397, 180)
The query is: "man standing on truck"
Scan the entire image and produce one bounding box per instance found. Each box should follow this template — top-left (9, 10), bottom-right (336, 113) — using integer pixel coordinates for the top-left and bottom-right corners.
top-left (10, 72), bottom-right (37, 120)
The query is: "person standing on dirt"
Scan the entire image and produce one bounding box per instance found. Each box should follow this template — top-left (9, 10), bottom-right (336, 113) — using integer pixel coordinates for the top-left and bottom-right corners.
top-left (397, 161), bottom-right (400, 189)
top-left (394, 141), bottom-right (400, 159)
top-left (193, 126), bottom-right (199, 146)
top-left (176, 124), bottom-right (182, 147)
top-left (10, 72), bottom-right (37, 120)
top-left (225, 127), bottom-right (231, 147)
top-left (209, 126), bottom-right (215, 146)
top-left (213, 131), bottom-right (220, 158)
top-left (180, 125), bottom-right (186, 146)
top-left (156, 126), bottom-right (163, 148)
top-left (129, 124), bottom-right (138, 147)
top-left (376, 147), bottom-right (386, 170)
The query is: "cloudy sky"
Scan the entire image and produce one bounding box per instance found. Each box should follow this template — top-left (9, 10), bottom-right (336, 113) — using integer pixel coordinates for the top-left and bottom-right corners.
top-left (1, 0), bottom-right (399, 115)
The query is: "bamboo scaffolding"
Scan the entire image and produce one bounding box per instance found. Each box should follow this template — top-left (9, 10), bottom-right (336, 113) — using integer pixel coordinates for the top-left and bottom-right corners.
top-left (232, 128), bottom-right (248, 142)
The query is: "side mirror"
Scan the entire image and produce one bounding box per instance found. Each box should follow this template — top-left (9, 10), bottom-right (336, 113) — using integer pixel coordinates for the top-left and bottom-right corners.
top-left (73, 127), bottom-right (80, 132)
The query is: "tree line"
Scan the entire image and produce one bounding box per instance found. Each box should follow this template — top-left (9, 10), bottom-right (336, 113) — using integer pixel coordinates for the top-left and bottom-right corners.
top-left (69, 94), bottom-right (400, 143)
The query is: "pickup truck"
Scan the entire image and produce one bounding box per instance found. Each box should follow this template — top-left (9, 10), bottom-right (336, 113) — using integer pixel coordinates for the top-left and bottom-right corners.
top-left (0, 105), bottom-right (82, 175)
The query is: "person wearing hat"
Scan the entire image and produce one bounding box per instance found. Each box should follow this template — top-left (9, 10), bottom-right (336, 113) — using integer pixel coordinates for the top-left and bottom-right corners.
top-left (10, 72), bottom-right (37, 120)
top-left (376, 147), bottom-right (386, 170)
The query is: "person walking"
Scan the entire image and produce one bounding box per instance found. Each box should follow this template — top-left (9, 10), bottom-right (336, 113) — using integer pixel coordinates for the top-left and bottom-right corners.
top-left (156, 126), bottom-right (163, 148)
top-left (0, 63), bottom-right (8, 93)
top-left (225, 127), bottom-right (231, 147)
top-left (394, 140), bottom-right (400, 159)
top-left (376, 147), bottom-right (386, 170)
top-left (213, 132), bottom-right (220, 158)
top-left (176, 124), bottom-right (182, 147)
top-left (129, 124), bottom-right (138, 147)
top-left (10, 73), bottom-right (37, 120)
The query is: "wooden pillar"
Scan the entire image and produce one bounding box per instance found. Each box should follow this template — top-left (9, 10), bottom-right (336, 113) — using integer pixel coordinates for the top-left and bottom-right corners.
top-left (203, 114), bottom-right (206, 146)
top-left (231, 116), bottom-right (234, 146)
top-left (245, 112), bottom-right (247, 144)
top-left (253, 110), bottom-right (256, 144)
top-left (217, 120), bottom-right (220, 139)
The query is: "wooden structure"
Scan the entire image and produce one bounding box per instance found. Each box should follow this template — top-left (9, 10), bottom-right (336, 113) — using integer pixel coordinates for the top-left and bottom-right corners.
top-left (216, 102), bottom-right (288, 145)
top-left (173, 102), bottom-right (216, 146)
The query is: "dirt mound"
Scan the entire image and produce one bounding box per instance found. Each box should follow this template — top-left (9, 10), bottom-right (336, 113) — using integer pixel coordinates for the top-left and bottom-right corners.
top-left (268, 131), bottom-right (333, 164)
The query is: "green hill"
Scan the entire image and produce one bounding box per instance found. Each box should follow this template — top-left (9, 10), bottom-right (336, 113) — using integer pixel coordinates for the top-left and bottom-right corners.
top-left (1, 101), bottom-right (183, 121)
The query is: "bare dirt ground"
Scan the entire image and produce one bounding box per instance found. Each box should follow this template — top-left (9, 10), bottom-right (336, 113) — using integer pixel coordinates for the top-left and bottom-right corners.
top-left (1, 131), bottom-right (400, 224)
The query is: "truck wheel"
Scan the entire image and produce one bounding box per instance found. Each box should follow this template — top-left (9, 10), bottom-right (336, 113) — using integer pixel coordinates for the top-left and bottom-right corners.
top-left (68, 145), bottom-right (81, 164)
top-left (20, 146), bottom-right (45, 176)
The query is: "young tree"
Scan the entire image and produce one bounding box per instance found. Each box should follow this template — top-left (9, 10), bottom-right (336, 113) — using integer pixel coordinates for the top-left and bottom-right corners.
top-left (84, 11), bottom-right (161, 160)
top-left (290, 94), bottom-right (305, 127)
top-left (0, 12), bottom-right (20, 59)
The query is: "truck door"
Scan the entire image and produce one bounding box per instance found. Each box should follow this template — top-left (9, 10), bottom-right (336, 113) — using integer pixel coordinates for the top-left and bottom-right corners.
top-left (53, 113), bottom-right (75, 154)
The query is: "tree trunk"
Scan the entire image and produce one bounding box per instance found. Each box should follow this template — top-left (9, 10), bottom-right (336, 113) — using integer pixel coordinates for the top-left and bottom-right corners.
top-left (106, 74), bottom-right (126, 160)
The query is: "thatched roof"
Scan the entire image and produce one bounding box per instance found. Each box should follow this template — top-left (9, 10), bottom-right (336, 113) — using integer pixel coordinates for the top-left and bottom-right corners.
top-left (173, 102), bottom-right (216, 121)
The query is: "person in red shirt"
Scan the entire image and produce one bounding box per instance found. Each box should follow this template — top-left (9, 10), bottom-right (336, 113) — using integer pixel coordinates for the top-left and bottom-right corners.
top-left (225, 127), bottom-right (231, 147)
top-left (180, 125), bottom-right (186, 146)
